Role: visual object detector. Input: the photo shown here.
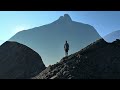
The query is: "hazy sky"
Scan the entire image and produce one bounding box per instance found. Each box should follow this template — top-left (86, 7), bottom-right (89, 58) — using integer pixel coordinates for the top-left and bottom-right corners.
top-left (0, 11), bottom-right (120, 41)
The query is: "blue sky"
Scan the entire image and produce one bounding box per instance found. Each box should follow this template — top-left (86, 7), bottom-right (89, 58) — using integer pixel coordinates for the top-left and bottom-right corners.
top-left (0, 11), bottom-right (120, 41)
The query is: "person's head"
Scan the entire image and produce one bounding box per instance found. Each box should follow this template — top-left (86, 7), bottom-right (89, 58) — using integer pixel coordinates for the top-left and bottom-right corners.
top-left (66, 41), bottom-right (67, 43)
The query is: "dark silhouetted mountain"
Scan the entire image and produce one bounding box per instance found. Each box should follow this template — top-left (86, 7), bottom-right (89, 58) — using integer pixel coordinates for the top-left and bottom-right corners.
top-left (9, 14), bottom-right (101, 66)
top-left (104, 30), bottom-right (120, 42)
top-left (0, 41), bottom-right (46, 79)
top-left (33, 39), bottom-right (120, 79)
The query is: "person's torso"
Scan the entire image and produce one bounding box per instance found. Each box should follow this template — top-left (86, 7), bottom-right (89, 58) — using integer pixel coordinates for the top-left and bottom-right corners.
top-left (64, 43), bottom-right (69, 50)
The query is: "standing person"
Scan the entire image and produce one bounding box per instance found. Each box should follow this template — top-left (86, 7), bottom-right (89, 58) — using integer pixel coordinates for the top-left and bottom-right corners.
top-left (64, 41), bottom-right (69, 56)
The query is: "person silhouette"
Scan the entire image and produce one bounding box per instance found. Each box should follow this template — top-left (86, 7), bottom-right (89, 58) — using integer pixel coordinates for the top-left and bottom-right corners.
top-left (64, 41), bottom-right (69, 56)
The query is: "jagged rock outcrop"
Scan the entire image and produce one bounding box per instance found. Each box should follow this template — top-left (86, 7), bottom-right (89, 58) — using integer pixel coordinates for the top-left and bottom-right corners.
top-left (33, 39), bottom-right (120, 79)
top-left (0, 41), bottom-right (46, 79)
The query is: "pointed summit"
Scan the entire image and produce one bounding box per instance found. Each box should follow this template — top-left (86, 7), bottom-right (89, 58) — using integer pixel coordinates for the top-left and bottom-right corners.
top-left (64, 14), bottom-right (72, 21)
top-left (58, 14), bottom-right (72, 23)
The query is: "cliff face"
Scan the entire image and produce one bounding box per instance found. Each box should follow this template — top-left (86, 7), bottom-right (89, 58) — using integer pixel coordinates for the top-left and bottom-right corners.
top-left (0, 41), bottom-right (46, 79)
top-left (33, 39), bottom-right (120, 79)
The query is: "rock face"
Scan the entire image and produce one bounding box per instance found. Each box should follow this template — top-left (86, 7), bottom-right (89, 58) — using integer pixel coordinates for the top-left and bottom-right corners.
top-left (0, 41), bottom-right (46, 79)
top-left (9, 14), bottom-right (101, 66)
top-left (33, 39), bottom-right (120, 79)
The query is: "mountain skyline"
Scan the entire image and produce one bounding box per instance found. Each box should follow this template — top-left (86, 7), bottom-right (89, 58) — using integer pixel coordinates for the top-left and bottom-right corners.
top-left (0, 11), bottom-right (120, 79)
top-left (9, 14), bottom-right (101, 66)
top-left (1, 11), bottom-right (120, 41)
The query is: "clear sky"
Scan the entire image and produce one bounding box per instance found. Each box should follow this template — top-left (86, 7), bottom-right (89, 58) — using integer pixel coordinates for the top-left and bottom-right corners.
top-left (0, 11), bottom-right (120, 41)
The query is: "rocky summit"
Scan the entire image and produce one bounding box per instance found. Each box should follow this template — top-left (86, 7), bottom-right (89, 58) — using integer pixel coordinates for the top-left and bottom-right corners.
top-left (0, 41), bottom-right (46, 79)
top-left (33, 39), bottom-right (120, 79)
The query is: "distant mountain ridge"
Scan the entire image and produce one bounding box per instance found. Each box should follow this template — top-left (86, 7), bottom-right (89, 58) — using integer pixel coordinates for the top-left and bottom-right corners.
top-left (104, 30), bottom-right (120, 42)
top-left (9, 14), bottom-right (101, 66)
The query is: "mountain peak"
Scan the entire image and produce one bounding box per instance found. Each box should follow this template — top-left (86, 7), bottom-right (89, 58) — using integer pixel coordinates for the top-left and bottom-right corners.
top-left (64, 14), bottom-right (72, 21)
top-left (58, 14), bottom-right (72, 22)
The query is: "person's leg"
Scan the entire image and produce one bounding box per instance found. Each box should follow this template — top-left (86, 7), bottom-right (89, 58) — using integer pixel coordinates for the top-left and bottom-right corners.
top-left (65, 51), bottom-right (67, 56)
top-left (66, 51), bottom-right (68, 56)
top-left (65, 50), bottom-right (68, 56)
